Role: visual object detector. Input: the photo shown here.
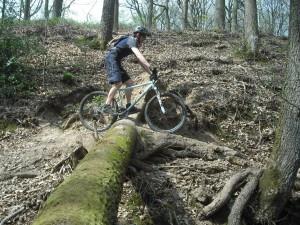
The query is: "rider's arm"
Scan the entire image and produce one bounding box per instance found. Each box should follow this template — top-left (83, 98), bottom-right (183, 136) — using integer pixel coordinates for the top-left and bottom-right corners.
top-left (131, 47), bottom-right (152, 75)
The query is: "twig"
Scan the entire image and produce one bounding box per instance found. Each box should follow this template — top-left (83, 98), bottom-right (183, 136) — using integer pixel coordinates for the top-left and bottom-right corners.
top-left (256, 119), bottom-right (262, 148)
top-left (0, 206), bottom-right (25, 225)
top-left (0, 172), bottom-right (38, 181)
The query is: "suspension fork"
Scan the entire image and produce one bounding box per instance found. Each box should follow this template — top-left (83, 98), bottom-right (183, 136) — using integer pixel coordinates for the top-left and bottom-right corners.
top-left (153, 86), bottom-right (166, 114)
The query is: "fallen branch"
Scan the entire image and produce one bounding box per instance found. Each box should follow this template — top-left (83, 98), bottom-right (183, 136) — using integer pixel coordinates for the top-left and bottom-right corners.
top-left (0, 172), bottom-right (38, 181)
top-left (62, 113), bottom-right (79, 130)
top-left (0, 206), bottom-right (25, 225)
top-left (51, 145), bottom-right (88, 173)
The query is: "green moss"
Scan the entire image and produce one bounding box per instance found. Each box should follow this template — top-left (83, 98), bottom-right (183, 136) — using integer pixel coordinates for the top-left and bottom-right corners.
top-left (74, 36), bottom-right (102, 50)
top-left (258, 164), bottom-right (282, 215)
top-left (233, 41), bottom-right (268, 62)
top-left (33, 123), bottom-right (138, 225)
top-left (61, 71), bottom-right (76, 85)
top-left (0, 119), bottom-right (17, 132)
top-left (125, 191), bottom-right (154, 225)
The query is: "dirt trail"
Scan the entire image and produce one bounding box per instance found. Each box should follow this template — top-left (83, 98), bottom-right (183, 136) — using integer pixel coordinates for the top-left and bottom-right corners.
top-left (0, 124), bottom-right (95, 224)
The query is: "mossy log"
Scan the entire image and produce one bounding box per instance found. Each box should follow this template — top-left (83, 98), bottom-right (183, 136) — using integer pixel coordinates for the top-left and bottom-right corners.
top-left (32, 120), bottom-right (139, 225)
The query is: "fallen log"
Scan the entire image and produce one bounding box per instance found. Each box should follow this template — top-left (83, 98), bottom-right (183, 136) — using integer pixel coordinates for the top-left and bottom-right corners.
top-left (32, 120), bottom-right (139, 225)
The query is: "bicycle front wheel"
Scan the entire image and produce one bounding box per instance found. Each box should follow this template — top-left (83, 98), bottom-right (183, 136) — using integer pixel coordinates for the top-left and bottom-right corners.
top-left (144, 92), bottom-right (187, 133)
top-left (79, 91), bottom-right (118, 132)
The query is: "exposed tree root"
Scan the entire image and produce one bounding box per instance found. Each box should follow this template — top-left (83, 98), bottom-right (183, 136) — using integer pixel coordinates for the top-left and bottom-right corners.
top-left (228, 169), bottom-right (263, 225)
top-left (202, 169), bottom-right (252, 218)
top-left (136, 127), bottom-right (240, 162)
top-left (126, 127), bottom-right (249, 225)
top-left (200, 168), bottom-right (263, 225)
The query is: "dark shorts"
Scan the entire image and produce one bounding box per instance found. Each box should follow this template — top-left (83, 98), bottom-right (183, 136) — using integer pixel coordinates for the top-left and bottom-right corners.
top-left (105, 52), bottom-right (130, 84)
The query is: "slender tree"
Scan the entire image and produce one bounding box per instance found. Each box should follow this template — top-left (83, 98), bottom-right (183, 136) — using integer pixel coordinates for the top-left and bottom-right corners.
top-left (1, 0), bottom-right (6, 20)
top-left (24, 0), bottom-right (30, 20)
top-left (244, 0), bottom-right (259, 54)
top-left (257, 0), bottom-right (300, 221)
top-left (44, 0), bottom-right (49, 19)
top-left (215, 0), bottom-right (225, 31)
top-left (100, 0), bottom-right (115, 50)
top-left (113, 0), bottom-right (119, 32)
top-left (165, 0), bottom-right (170, 31)
top-left (232, 0), bottom-right (238, 33)
top-left (147, 0), bottom-right (153, 31)
top-left (53, 0), bottom-right (63, 18)
top-left (182, 0), bottom-right (189, 30)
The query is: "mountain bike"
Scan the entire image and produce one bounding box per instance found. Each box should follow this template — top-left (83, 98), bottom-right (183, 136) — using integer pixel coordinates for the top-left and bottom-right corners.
top-left (79, 69), bottom-right (187, 133)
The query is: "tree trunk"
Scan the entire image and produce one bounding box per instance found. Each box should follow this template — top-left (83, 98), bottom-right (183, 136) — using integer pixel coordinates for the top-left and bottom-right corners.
top-left (257, 0), bottom-right (300, 221)
top-left (232, 0), bottom-right (238, 33)
top-left (215, 0), bottom-right (225, 31)
top-left (44, 0), bottom-right (49, 20)
top-left (32, 120), bottom-right (138, 225)
top-left (99, 0), bottom-right (115, 50)
top-left (24, 0), bottom-right (30, 20)
top-left (182, 0), bottom-right (189, 30)
top-left (52, 0), bottom-right (63, 18)
top-left (244, 0), bottom-right (259, 54)
top-left (147, 0), bottom-right (154, 31)
top-left (1, 0), bottom-right (6, 20)
top-left (165, 0), bottom-right (171, 31)
top-left (113, 0), bottom-right (119, 32)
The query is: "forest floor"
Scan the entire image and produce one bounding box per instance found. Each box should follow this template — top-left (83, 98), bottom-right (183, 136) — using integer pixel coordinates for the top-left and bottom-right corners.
top-left (1, 24), bottom-right (299, 225)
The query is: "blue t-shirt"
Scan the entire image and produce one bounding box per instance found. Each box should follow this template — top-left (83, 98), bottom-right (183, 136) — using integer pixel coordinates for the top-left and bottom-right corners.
top-left (114, 36), bottom-right (137, 60)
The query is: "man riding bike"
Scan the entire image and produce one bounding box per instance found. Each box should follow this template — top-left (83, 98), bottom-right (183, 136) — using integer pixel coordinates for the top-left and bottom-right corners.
top-left (104, 26), bottom-right (152, 113)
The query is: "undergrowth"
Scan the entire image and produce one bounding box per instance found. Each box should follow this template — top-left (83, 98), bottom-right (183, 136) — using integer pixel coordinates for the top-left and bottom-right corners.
top-left (0, 20), bottom-right (42, 98)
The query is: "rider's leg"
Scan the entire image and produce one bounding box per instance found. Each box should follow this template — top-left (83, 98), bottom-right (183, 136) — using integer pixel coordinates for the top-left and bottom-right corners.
top-left (105, 82), bottom-right (122, 105)
top-left (124, 79), bottom-right (134, 104)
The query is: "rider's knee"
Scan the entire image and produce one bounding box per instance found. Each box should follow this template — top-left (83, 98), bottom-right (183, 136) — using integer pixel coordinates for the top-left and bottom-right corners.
top-left (113, 82), bottom-right (122, 89)
top-left (125, 79), bottom-right (134, 87)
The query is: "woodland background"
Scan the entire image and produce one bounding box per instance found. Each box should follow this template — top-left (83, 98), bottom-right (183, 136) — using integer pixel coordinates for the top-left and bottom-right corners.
top-left (1, 1), bottom-right (300, 225)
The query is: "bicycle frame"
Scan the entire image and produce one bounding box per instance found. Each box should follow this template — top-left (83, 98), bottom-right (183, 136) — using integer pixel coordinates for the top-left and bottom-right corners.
top-left (115, 79), bottom-right (166, 116)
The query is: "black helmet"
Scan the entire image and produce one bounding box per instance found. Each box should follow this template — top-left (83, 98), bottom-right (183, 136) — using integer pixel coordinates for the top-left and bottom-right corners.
top-left (133, 26), bottom-right (151, 36)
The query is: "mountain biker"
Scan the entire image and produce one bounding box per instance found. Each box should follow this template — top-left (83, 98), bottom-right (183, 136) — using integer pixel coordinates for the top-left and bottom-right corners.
top-left (103, 26), bottom-right (152, 114)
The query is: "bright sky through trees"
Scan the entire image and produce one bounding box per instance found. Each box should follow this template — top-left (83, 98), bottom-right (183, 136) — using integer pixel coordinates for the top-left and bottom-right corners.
top-left (65, 0), bottom-right (130, 23)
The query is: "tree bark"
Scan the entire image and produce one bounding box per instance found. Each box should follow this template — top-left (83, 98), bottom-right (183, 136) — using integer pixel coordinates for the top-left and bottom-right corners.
top-left (99, 0), bottom-right (115, 50)
top-left (182, 0), bottom-right (189, 30)
top-left (244, 0), bottom-right (259, 54)
top-left (256, 0), bottom-right (300, 222)
top-left (147, 0), bottom-right (154, 31)
top-left (52, 0), bottom-right (63, 18)
top-left (215, 0), bottom-right (225, 31)
top-left (1, 0), bottom-right (6, 20)
top-left (113, 0), bottom-right (119, 32)
top-left (32, 120), bottom-right (139, 225)
top-left (165, 0), bottom-right (171, 31)
top-left (232, 0), bottom-right (238, 33)
top-left (24, 0), bottom-right (30, 20)
top-left (44, 0), bottom-right (49, 20)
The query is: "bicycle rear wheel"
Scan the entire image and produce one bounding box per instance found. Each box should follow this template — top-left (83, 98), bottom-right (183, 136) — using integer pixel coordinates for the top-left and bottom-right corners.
top-left (79, 91), bottom-right (118, 132)
top-left (144, 92), bottom-right (187, 133)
